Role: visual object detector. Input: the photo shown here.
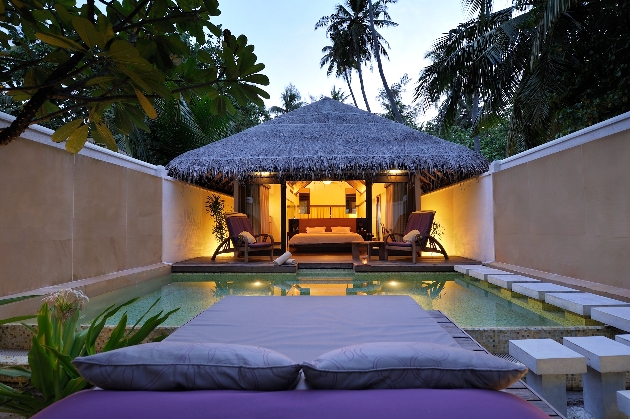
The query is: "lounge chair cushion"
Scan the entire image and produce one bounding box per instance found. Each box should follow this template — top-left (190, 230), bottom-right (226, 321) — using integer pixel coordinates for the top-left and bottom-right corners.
top-left (72, 342), bottom-right (301, 391)
top-left (302, 342), bottom-right (527, 390)
top-left (403, 229), bottom-right (421, 243)
top-left (387, 241), bottom-right (412, 248)
top-left (239, 231), bottom-right (256, 244)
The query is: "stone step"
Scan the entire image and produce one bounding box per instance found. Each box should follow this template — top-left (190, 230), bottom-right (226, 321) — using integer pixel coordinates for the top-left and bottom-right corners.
top-left (545, 293), bottom-right (630, 317)
top-left (468, 268), bottom-right (513, 281)
top-left (487, 274), bottom-right (540, 290)
top-left (453, 264), bottom-right (485, 275)
top-left (511, 282), bottom-right (580, 300)
top-left (591, 307), bottom-right (630, 333)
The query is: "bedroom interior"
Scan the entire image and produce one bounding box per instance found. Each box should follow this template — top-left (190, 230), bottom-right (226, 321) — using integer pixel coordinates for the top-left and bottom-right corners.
top-left (235, 178), bottom-right (416, 253)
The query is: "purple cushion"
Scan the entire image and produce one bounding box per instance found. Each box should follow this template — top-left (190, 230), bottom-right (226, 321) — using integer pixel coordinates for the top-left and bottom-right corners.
top-left (303, 342), bottom-right (527, 390)
top-left (72, 343), bottom-right (300, 391)
top-left (32, 388), bottom-right (550, 419)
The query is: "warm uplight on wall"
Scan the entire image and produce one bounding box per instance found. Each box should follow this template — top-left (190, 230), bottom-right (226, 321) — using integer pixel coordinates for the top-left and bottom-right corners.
top-left (390, 281), bottom-right (398, 286)
top-left (254, 281), bottom-right (261, 286)
top-left (254, 172), bottom-right (272, 177)
top-left (322, 180), bottom-right (332, 185)
top-left (387, 170), bottom-right (405, 175)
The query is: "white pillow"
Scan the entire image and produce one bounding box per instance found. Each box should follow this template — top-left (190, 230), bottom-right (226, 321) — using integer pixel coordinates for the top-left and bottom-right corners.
top-left (239, 231), bottom-right (256, 243)
top-left (403, 229), bottom-right (421, 243)
top-left (306, 227), bottom-right (326, 233)
top-left (331, 226), bottom-right (351, 233)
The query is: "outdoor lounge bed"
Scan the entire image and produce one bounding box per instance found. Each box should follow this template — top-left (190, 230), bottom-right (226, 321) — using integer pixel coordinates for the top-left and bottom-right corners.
top-left (33, 297), bottom-right (552, 419)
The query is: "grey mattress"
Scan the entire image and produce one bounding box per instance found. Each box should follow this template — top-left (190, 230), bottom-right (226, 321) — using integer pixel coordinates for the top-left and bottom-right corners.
top-left (165, 295), bottom-right (458, 362)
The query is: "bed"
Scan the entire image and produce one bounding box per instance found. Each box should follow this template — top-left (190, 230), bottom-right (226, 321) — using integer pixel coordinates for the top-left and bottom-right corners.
top-left (32, 297), bottom-right (553, 419)
top-left (289, 218), bottom-right (364, 250)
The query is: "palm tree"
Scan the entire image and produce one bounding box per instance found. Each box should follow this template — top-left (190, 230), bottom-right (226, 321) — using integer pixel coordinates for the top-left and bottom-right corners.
top-left (320, 37), bottom-right (359, 107)
top-left (367, 0), bottom-right (403, 123)
top-left (269, 84), bottom-right (305, 116)
top-left (415, 0), bottom-right (610, 156)
top-left (316, 0), bottom-right (398, 113)
top-left (330, 86), bottom-right (350, 103)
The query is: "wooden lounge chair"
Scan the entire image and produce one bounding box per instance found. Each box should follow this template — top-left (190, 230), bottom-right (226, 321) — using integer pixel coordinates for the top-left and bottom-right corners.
top-left (384, 211), bottom-right (448, 263)
top-left (211, 213), bottom-right (274, 263)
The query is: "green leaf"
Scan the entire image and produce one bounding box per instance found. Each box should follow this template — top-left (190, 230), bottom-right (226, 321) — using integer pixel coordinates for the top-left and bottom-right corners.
top-left (28, 337), bottom-right (55, 400)
top-left (44, 346), bottom-right (80, 380)
top-left (35, 32), bottom-right (85, 51)
top-left (243, 74), bottom-right (269, 86)
top-left (72, 17), bottom-right (103, 48)
top-left (135, 89), bottom-right (157, 119)
top-left (93, 122), bottom-right (118, 151)
top-left (52, 119), bottom-right (84, 143)
top-left (113, 104), bottom-right (135, 135)
top-left (0, 366), bottom-right (31, 379)
top-left (125, 105), bottom-right (151, 132)
top-left (85, 298), bottom-right (138, 354)
top-left (61, 377), bottom-right (87, 398)
top-left (84, 76), bottom-right (116, 87)
top-left (126, 308), bottom-right (178, 346)
top-left (197, 49), bottom-right (213, 64)
top-left (0, 314), bottom-right (36, 325)
top-left (116, 65), bottom-right (153, 92)
top-left (65, 123), bottom-right (88, 153)
top-left (54, 4), bottom-right (73, 25)
top-left (102, 314), bottom-right (128, 352)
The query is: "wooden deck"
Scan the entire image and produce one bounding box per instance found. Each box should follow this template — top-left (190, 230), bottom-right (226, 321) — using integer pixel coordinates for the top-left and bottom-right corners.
top-left (428, 310), bottom-right (564, 418)
top-left (172, 253), bottom-right (480, 273)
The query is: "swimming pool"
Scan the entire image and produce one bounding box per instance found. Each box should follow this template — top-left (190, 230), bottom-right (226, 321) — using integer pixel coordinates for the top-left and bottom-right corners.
top-left (80, 270), bottom-right (591, 328)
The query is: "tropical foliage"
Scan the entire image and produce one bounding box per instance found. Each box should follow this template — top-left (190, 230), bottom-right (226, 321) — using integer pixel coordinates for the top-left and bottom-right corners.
top-left (269, 84), bottom-right (304, 116)
top-left (376, 74), bottom-right (421, 128)
top-left (0, 289), bottom-right (177, 417)
top-left (415, 0), bottom-right (630, 156)
top-left (0, 0), bottom-right (269, 153)
top-left (205, 193), bottom-right (227, 242)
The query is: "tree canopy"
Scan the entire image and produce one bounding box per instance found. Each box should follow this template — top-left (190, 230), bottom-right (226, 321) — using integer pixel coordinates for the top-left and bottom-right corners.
top-left (0, 0), bottom-right (270, 153)
top-left (415, 0), bottom-right (630, 156)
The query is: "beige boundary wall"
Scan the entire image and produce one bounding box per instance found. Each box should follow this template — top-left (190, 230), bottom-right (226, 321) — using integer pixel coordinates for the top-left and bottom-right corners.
top-left (424, 111), bottom-right (630, 291)
top-left (0, 113), bottom-right (232, 298)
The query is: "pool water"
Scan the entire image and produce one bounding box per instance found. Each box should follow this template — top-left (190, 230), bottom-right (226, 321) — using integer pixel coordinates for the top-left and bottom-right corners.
top-left (81, 270), bottom-right (590, 328)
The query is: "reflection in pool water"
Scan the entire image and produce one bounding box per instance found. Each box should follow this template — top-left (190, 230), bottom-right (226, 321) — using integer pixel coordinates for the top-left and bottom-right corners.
top-left (81, 271), bottom-right (592, 328)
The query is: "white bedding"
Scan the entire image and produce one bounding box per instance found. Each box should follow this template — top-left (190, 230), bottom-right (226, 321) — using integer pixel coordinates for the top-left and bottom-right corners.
top-left (289, 232), bottom-right (364, 245)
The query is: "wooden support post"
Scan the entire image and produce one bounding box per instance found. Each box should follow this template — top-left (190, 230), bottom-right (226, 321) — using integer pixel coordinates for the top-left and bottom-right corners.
top-left (414, 174), bottom-right (422, 211)
top-left (365, 180), bottom-right (373, 235)
top-left (233, 178), bottom-right (240, 213)
top-left (281, 180), bottom-right (287, 252)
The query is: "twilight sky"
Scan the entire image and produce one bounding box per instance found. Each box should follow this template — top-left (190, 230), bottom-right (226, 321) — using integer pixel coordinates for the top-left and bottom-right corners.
top-left (216, 0), bottom-right (510, 121)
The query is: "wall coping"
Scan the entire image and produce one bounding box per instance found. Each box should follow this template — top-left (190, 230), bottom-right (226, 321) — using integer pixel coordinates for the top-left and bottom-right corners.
top-left (492, 110), bottom-right (630, 171)
top-left (0, 111), bottom-right (165, 176)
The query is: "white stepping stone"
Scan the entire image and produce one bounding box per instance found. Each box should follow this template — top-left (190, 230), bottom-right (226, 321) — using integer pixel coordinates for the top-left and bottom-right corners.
top-left (467, 268), bottom-right (512, 281)
top-left (512, 282), bottom-right (580, 300)
top-left (545, 293), bottom-right (630, 317)
top-left (564, 336), bottom-right (630, 419)
top-left (454, 264), bottom-right (485, 274)
top-left (592, 307), bottom-right (630, 333)
top-left (487, 274), bottom-right (540, 290)
top-left (616, 391), bottom-right (630, 419)
top-left (509, 338), bottom-right (586, 416)
top-left (614, 335), bottom-right (630, 347)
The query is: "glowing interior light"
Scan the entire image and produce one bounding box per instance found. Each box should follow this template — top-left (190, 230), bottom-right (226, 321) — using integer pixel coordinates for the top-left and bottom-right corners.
top-left (322, 180), bottom-right (332, 185)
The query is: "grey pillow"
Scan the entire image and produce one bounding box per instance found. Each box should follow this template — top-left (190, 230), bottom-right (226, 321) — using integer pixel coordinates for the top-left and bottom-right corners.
top-left (72, 342), bottom-right (301, 391)
top-left (302, 342), bottom-right (527, 390)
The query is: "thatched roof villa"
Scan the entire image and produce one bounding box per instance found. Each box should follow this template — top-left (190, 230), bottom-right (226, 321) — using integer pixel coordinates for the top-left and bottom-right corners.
top-left (166, 98), bottom-right (488, 251)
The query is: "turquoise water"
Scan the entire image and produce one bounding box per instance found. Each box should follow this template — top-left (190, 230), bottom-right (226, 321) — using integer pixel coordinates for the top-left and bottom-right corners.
top-left (81, 270), bottom-right (589, 328)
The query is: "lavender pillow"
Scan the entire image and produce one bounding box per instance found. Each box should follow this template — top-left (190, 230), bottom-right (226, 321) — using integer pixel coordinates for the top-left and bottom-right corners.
top-left (302, 342), bottom-right (527, 390)
top-left (72, 342), bottom-right (301, 391)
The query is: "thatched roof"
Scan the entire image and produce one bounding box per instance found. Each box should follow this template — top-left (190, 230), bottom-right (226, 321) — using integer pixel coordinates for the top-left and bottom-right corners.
top-left (165, 98), bottom-right (488, 193)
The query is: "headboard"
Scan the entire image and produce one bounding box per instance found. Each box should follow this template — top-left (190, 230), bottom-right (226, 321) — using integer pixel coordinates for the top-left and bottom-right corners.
top-left (299, 218), bottom-right (357, 233)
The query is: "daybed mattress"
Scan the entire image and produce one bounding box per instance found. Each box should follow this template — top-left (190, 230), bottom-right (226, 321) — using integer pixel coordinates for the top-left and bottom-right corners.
top-left (37, 387), bottom-right (550, 419)
top-left (166, 296), bottom-right (459, 361)
top-left (32, 296), bottom-right (550, 419)
top-left (288, 232), bottom-right (364, 246)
